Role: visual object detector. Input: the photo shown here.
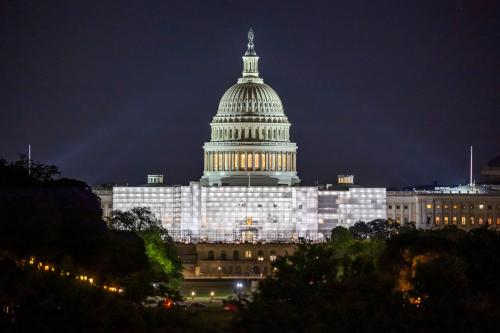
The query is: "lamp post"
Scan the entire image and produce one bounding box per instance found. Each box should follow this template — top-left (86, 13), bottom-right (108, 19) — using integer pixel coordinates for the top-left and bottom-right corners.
top-left (218, 266), bottom-right (222, 279)
top-left (210, 291), bottom-right (215, 303)
top-left (191, 291), bottom-right (195, 300)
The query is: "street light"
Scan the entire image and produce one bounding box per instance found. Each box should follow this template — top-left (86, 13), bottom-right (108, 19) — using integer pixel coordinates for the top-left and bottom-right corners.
top-left (236, 282), bottom-right (244, 296)
top-left (191, 291), bottom-right (196, 300)
top-left (218, 266), bottom-right (222, 279)
top-left (210, 291), bottom-right (215, 303)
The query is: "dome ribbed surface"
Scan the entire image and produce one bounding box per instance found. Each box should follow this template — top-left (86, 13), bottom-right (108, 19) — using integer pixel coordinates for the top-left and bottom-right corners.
top-left (217, 83), bottom-right (284, 116)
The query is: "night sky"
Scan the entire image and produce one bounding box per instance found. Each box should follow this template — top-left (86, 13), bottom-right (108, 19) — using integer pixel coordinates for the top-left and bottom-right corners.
top-left (1, 1), bottom-right (499, 187)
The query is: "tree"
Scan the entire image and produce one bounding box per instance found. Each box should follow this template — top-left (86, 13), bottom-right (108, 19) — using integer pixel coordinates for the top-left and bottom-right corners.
top-left (110, 207), bottom-right (164, 233)
top-left (109, 207), bottom-right (181, 289)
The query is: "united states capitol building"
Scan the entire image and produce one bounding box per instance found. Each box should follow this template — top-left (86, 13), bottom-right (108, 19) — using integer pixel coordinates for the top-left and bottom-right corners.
top-left (96, 30), bottom-right (387, 244)
top-left (94, 30), bottom-right (500, 250)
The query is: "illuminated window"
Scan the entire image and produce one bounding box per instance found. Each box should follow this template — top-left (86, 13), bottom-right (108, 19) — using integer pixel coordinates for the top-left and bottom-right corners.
top-left (497, 218), bottom-right (500, 225)
top-left (224, 154), bottom-right (228, 170)
top-left (241, 154), bottom-right (246, 170)
top-left (248, 153), bottom-right (253, 169)
top-left (218, 153), bottom-right (223, 171)
top-left (479, 204), bottom-right (484, 209)
top-left (246, 217), bottom-right (253, 225)
top-left (479, 218), bottom-right (483, 225)
top-left (255, 153), bottom-right (259, 169)
top-left (452, 217), bottom-right (457, 225)
top-left (270, 250), bottom-right (277, 261)
top-left (470, 217), bottom-right (475, 224)
top-left (461, 217), bottom-right (466, 225)
top-left (436, 205), bottom-right (441, 209)
top-left (453, 204), bottom-right (458, 209)
top-left (426, 204), bottom-right (432, 209)
top-left (487, 217), bottom-right (493, 225)
top-left (444, 205), bottom-right (449, 209)
top-left (283, 153), bottom-right (287, 170)
top-left (277, 153), bottom-right (282, 170)
top-left (435, 217), bottom-right (440, 224)
top-left (444, 216), bottom-right (449, 224)
top-left (245, 250), bottom-right (252, 259)
top-left (261, 153), bottom-right (266, 170)
top-left (318, 218), bottom-right (324, 224)
top-left (235, 153), bottom-right (239, 169)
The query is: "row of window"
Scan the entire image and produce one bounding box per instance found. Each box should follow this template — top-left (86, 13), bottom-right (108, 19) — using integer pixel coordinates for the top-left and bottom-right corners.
top-left (426, 203), bottom-right (498, 210)
top-left (388, 204), bottom-right (499, 210)
top-left (212, 127), bottom-right (288, 141)
top-left (428, 216), bottom-right (500, 226)
top-left (207, 249), bottom-right (279, 261)
top-left (205, 151), bottom-right (296, 172)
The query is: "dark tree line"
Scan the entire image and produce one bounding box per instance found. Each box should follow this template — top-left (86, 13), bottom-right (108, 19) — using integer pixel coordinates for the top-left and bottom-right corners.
top-left (0, 157), bottom-right (185, 332)
top-left (236, 222), bottom-right (500, 333)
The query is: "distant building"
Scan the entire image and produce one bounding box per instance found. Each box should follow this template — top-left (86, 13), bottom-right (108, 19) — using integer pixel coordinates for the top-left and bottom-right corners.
top-left (387, 185), bottom-right (500, 229)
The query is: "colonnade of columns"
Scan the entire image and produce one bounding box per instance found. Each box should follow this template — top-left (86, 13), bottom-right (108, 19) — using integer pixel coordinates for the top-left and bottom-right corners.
top-left (204, 151), bottom-right (297, 172)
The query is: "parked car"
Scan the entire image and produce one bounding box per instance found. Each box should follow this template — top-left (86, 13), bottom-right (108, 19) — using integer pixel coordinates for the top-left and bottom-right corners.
top-left (162, 297), bottom-right (175, 309)
top-left (189, 302), bottom-right (208, 309)
top-left (222, 300), bottom-right (239, 312)
top-left (174, 301), bottom-right (189, 309)
top-left (141, 296), bottom-right (164, 308)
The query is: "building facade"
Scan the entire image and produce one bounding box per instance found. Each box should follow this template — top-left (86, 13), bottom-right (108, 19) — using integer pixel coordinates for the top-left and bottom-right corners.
top-left (112, 181), bottom-right (386, 243)
top-left (387, 185), bottom-right (500, 230)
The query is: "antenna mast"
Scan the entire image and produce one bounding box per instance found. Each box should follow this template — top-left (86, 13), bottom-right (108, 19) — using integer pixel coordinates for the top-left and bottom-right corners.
top-left (28, 144), bottom-right (31, 175)
top-left (470, 145), bottom-right (473, 185)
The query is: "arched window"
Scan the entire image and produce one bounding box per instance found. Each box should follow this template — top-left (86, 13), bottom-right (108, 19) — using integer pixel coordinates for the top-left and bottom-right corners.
top-left (208, 250), bottom-right (214, 261)
top-left (221, 251), bottom-right (227, 261)
top-left (233, 251), bottom-right (240, 261)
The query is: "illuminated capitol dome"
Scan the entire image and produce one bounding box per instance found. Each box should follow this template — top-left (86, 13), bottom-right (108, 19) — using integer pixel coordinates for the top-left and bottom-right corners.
top-left (201, 29), bottom-right (300, 186)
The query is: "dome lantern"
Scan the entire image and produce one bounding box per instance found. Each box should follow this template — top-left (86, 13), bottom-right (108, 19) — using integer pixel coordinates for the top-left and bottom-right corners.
top-left (240, 28), bottom-right (262, 83)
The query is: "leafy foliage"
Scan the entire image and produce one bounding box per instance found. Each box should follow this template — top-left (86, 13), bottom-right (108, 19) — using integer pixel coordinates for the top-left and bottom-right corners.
top-left (109, 207), bottom-right (181, 288)
top-left (237, 225), bottom-right (500, 333)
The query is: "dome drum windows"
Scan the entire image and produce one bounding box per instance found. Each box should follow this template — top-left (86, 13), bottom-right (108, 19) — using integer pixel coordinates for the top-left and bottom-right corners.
top-left (205, 151), bottom-right (296, 172)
